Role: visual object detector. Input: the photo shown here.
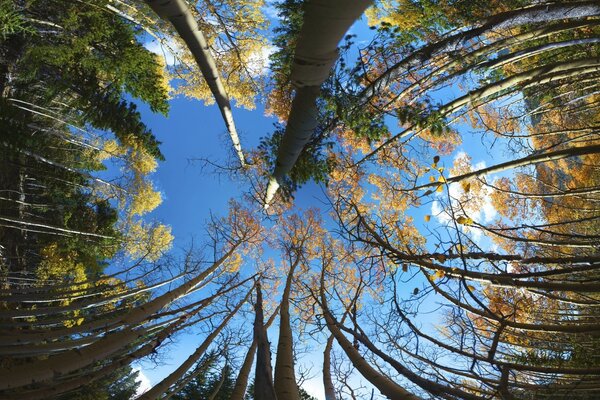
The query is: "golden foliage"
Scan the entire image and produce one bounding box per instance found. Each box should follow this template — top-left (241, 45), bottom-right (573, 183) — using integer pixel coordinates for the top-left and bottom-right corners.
top-left (124, 221), bottom-right (174, 261)
top-left (170, 0), bottom-right (269, 110)
top-left (36, 244), bottom-right (89, 327)
top-left (128, 180), bottom-right (163, 216)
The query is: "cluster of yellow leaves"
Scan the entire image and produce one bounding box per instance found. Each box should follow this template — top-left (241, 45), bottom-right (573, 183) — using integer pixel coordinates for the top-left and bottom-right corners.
top-left (125, 221), bottom-right (173, 261)
top-left (36, 244), bottom-right (89, 327)
top-left (94, 139), bottom-right (125, 162)
top-left (121, 135), bottom-right (159, 175)
top-left (467, 105), bottom-right (519, 137)
top-left (171, 0), bottom-right (268, 110)
top-left (222, 252), bottom-right (243, 274)
top-left (365, 0), bottom-right (424, 32)
top-left (420, 127), bottom-right (462, 155)
top-left (93, 134), bottom-right (171, 260)
top-left (129, 180), bottom-right (162, 217)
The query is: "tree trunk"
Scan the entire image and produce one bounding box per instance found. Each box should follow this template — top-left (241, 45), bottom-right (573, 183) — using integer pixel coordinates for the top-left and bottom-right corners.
top-left (230, 305), bottom-right (280, 400)
top-left (253, 282), bottom-right (278, 400)
top-left (323, 334), bottom-right (336, 400)
top-left (0, 245), bottom-right (240, 389)
top-left (145, 0), bottom-right (246, 166)
top-left (264, 0), bottom-right (373, 207)
top-left (319, 270), bottom-right (420, 400)
top-left (138, 284), bottom-right (253, 400)
top-left (274, 258), bottom-right (301, 400)
top-left (358, 1), bottom-right (600, 103)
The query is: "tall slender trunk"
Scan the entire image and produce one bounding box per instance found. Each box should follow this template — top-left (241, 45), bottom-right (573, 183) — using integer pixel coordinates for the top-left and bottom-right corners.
top-left (139, 284), bottom-right (253, 400)
top-left (358, 1), bottom-right (600, 103)
top-left (323, 334), bottom-right (336, 400)
top-left (230, 305), bottom-right (280, 400)
top-left (264, 0), bottom-right (373, 207)
top-left (145, 0), bottom-right (246, 166)
top-left (413, 143), bottom-right (600, 192)
top-left (319, 270), bottom-right (420, 400)
top-left (253, 282), bottom-right (278, 400)
top-left (274, 258), bottom-right (301, 400)
top-left (0, 244), bottom-right (239, 389)
top-left (2, 317), bottom-right (187, 400)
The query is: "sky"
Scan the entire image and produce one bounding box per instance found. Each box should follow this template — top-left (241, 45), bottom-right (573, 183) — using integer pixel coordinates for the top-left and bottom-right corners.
top-left (129, 3), bottom-right (362, 395)
top-left (127, 4), bottom-right (517, 398)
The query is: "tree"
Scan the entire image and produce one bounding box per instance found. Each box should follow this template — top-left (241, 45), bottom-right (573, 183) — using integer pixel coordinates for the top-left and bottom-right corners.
top-left (2, 1), bottom-right (600, 399)
top-left (263, 0), bottom-right (374, 207)
top-left (144, 0), bottom-right (247, 166)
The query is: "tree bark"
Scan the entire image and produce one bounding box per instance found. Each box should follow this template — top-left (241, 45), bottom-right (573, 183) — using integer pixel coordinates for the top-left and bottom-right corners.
top-left (0, 244), bottom-right (240, 389)
top-left (319, 270), bottom-right (420, 400)
top-left (264, 0), bottom-right (373, 207)
top-left (253, 282), bottom-right (278, 400)
top-left (274, 257), bottom-right (301, 400)
top-left (145, 0), bottom-right (246, 166)
top-left (230, 305), bottom-right (280, 400)
top-left (323, 334), bottom-right (336, 400)
top-left (139, 284), bottom-right (253, 400)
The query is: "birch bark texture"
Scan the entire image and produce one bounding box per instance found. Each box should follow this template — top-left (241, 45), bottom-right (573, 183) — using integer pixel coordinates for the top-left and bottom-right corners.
top-left (264, 0), bottom-right (373, 208)
top-left (145, 0), bottom-right (246, 166)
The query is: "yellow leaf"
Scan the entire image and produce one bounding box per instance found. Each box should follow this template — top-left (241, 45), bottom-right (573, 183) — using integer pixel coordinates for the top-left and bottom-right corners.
top-left (424, 215), bottom-right (431, 222)
top-left (429, 176), bottom-right (435, 183)
top-left (462, 182), bottom-right (471, 193)
top-left (433, 270), bottom-right (445, 280)
top-left (436, 185), bottom-right (444, 193)
top-left (456, 216), bottom-right (473, 225)
top-left (438, 176), bottom-right (446, 183)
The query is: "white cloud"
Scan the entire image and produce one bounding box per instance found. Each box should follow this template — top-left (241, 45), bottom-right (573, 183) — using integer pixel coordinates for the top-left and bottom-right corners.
top-left (481, 199), bottom-right (498, 223)
top-left (246, 44), bottom-right (276, 77)
top-left (263, 1), bottom-right (280, 20)
top-left (301, 376), bottom-right (325, 400)
top-left (144, 38), bottom-right (181, 66)
top-left (431, 200), bottom-right (451, 224)
top-left (133, 367), bottom-right (152, 398)
top-left (452, 151), bottom-right (468, 165)
top-left (468, 226), bottom-right (482, 242)
top-left (431, 153), bottom-right (499, 246)
top-left (473, 160), bottom-right (487, 171)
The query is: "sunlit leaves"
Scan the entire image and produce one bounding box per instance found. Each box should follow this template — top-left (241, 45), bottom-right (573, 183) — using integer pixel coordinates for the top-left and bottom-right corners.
top-left (124, 221), bottom-right (173, 261)
top-left (455, 216), bottom-right (473, 225)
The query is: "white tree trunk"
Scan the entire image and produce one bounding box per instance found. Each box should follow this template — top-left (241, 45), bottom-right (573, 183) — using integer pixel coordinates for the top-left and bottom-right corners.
top-left (264, 0), bottom-right (373, 207)
top-left (145, 0), bottom-right (246, 166)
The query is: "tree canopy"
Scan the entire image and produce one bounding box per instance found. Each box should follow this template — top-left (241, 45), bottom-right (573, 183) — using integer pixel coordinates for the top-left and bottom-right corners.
top-left (1, 0), bottom-right (599, 399)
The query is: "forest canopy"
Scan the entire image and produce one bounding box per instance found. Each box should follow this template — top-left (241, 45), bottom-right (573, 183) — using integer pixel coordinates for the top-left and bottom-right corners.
top-left (1, 0), bottom-right (599, 399)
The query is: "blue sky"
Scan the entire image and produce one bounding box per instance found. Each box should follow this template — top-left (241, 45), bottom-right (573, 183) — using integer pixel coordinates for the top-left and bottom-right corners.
top-left (126, 5), bottom-right (525, 398)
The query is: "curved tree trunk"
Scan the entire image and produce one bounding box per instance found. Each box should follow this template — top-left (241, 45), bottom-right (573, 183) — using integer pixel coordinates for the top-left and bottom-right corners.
top-left (229, 305), bottom-right (280, 400)
top-left (264, 0), bottom-right (373, 207)
top-left (319, 271), bottom-right (420, 400)
top-left (358, 1), bottom-right (600, 103)
top-left (274, 257), bottom-right (301, 400)
top-left (253, 282), bottom-right (278, 400)
top-left (2, 317), bottom-right (187, 400)
top-left (145, 0), bottom-right (246, 166)
top-left (139, 284), bottom-right (254, 400)
top-left (323, 334), bottom-right (336, 400)
top-left (359, 58), bottom-right (600, 164)
top-left (0, 244), bottom-right (240, 390)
